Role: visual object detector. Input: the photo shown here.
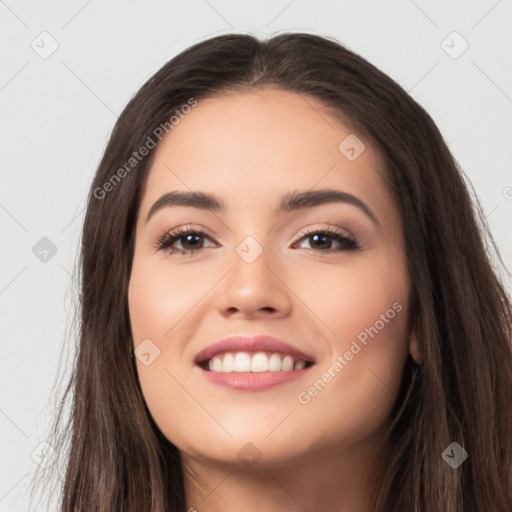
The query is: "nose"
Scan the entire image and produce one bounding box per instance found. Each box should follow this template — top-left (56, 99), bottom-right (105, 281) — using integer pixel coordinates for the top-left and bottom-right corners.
top-left (214, 241), bottom-right (292, 320)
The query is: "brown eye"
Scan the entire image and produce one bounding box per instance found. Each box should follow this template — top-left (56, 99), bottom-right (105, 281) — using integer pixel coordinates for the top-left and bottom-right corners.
top-left (156, 228), bottom-right (216, 256)
top-left (293, 228), bottom-right (358, 254)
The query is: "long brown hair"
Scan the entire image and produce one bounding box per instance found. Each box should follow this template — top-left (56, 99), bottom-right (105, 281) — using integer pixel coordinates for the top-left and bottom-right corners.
top-left (28, 32), bottom-right (512, 511)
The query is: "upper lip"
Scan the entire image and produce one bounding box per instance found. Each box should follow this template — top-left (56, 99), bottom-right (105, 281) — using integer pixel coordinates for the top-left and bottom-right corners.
top-left (194, 335), bottom-right (316, 365)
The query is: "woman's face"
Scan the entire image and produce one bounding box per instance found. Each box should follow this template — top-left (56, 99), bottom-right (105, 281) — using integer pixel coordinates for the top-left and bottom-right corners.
top-left (128, 89), bottom-right (420, 471)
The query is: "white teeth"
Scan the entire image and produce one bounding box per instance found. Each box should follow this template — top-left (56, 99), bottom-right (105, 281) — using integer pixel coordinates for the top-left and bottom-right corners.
top-left (234, 352), bottom-right (251, 372)
top-left (206, 351), bottom-right (310, 373)
top-left (294, 360), bottom-right (306, 370)
top-left (282, 355), bottom-right (294, 371)
top-left (268, 353), bottom-right (282, 371)
top-left (251, 352), bottom-right (269, 372)
top-left (221, 353), bottom-right (234, 372)
top-left (209, 357), bottom-right (222, 372)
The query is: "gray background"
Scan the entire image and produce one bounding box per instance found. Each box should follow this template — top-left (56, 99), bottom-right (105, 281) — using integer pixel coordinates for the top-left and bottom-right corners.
top-left (1, 1), bottom-right (511, 510)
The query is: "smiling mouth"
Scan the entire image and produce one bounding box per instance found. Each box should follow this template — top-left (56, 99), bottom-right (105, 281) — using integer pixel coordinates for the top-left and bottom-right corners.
top-left (197, 351), bottom-right (315, 373)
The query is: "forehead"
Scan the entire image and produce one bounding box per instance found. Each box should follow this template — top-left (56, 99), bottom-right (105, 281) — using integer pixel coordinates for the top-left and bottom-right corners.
top-left (140, 89), bottom-right (394, 221)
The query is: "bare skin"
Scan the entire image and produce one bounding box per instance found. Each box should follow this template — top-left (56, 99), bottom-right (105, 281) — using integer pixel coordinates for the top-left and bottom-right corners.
top-left (128, 88), bottom-right (421, 512)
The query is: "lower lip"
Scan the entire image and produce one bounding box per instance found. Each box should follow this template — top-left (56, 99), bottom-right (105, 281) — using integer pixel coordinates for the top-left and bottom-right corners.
top-left (197, 365), bottom-right (313, 391)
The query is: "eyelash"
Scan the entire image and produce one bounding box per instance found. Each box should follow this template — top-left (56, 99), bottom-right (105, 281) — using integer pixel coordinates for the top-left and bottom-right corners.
top-left (154, 225), bottom-right (359, 257)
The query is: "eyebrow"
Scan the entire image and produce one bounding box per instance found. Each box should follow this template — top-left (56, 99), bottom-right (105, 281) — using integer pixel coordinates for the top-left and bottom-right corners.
top-left (145, 189), bottom-right (380, 227)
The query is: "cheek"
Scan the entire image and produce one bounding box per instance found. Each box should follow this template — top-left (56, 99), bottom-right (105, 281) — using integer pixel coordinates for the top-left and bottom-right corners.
top-left (294, 250), bottom-right (409, 349)
top-left (331, 271), bottom-right (408, 360)
top-left (128, 257), bottom-right (198, 344)
top-left (127, 263), bottom-right (184, 442)
top-left (127, 257), bottom-right (207, 438)
top-left (293, 315), bottom-right (409, 455)
top-left (293, 258), bottom-right (410, 437)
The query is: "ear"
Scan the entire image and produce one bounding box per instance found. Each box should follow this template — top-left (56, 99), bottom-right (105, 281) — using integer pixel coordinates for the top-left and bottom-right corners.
top-left (408, 329), bottom-right (422, 365)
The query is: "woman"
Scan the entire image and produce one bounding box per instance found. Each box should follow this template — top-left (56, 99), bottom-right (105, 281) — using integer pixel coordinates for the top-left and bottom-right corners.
top-left (30, 32), bottom-right (512, 511)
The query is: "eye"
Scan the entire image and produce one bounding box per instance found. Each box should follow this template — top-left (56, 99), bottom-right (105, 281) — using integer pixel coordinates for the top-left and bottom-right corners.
top-left (154, 225), bottom-right (359, 256)
top-left (154, 226), bottom-right (216, 256)
top-left (292, 226), bottom-right (358, 254)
